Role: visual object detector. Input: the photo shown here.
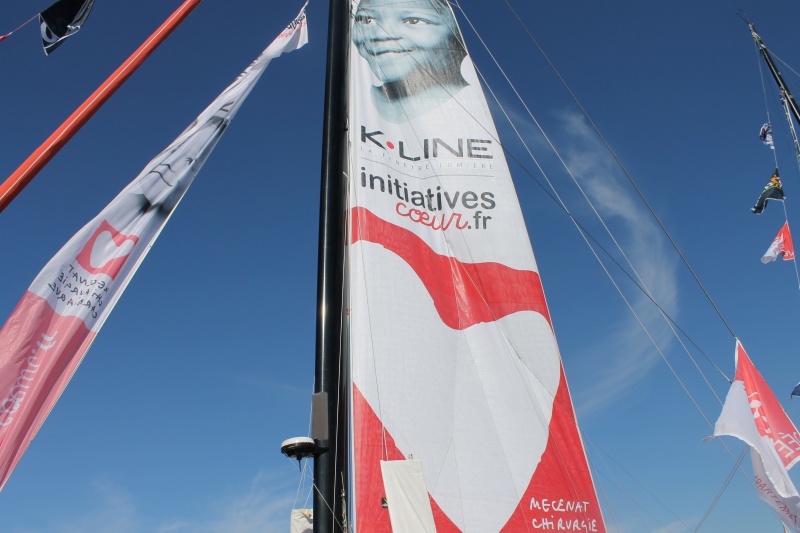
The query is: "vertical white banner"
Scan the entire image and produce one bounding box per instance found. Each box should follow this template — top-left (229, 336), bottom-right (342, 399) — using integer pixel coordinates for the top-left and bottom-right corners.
top-left (0, 3), bottom-right (308, 491)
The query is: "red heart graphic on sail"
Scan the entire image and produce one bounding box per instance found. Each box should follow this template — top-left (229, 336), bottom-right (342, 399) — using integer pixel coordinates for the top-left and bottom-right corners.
top-left (75, 220), bottom-right (139, 279)
top-left (351, 242), bottom-right (561, 532)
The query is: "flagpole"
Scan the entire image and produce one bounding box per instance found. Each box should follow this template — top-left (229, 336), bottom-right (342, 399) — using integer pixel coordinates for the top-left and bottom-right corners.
top-left (0, 13), bottom-right (38, 44)
top-left (0, 0), bottom-right (204, 214)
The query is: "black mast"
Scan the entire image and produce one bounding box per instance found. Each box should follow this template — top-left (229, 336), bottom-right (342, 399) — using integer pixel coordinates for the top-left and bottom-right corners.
top-left (748, 21), bottom-right (800, 162)
top-left (748, 22), bottom-right (800, 126)
top-left (314, 0), bottom-right (350, 531)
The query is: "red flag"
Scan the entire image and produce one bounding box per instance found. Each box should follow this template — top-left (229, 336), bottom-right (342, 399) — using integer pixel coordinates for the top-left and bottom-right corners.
top-left (762, 222), bottom-right (795, 263)
top-left (713, 341), bottom-right (800, 531)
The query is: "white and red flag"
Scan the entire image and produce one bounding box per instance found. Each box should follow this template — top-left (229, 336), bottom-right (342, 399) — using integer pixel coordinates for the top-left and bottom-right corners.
top-left (713, 340), bottom-right (800, 531)
top-left (762, 222), bottom-right (795, 263)
top-left (0, 3), bottom-right (308, 491)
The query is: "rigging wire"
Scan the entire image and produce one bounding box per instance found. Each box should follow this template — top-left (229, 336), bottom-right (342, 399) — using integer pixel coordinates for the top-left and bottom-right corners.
top-left (311, 481), bottom-right (347, 532)
top-left (0, 13), bottom-right (38, 42)
top-left (694, 446), bottom-right (747, 532)
top-left (586, 452), bottom-right (623, 533)
top-left (464, 21), bottom-right (726, 425)
top-left (499, 0), bottom-right (738, 340)
top-left (456, 0), bottom-right (734, 408)
top-left (453, 0), bottom-right (733, 399)
top-left (589, 449), bottom-right (679, 532)
top-left (289, 384), bottom-right (318, 514)
top-left (331, 167), bottom-right (352, 533)
top-left (444, 0), bottom-right (734, 398)
top-left (772, 50), bottom-right (800, 80)
top-left (586, 436), bottom-right (692, 532)
top-left (292, 458), bottom-right (314, 513)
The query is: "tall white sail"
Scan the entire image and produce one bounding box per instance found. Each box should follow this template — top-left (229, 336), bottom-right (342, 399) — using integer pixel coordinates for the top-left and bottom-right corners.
top-left (346, 0), bottom-right (604, 530)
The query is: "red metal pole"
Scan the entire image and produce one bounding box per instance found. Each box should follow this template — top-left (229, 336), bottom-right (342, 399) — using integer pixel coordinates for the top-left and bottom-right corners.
top-left (0, 0), bottom-right (204, 213)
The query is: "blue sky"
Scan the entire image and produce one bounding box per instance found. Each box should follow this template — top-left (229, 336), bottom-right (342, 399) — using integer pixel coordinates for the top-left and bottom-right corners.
top-left (2, 0), bottom-right (800, 531)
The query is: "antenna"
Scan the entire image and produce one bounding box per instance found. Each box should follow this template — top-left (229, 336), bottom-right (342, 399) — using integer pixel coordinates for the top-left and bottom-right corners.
top-left (281, 436), bottom-right (317, 465)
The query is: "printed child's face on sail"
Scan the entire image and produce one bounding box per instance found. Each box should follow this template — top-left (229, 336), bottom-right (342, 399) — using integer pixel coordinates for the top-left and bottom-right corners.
top-left (353, 0), bottom-right (461, 86)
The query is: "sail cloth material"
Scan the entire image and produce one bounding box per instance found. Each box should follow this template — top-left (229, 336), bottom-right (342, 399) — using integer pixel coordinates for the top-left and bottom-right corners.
top-left (289, 509), bottom-right (313, 533)
top-left (713, 341), bottom-right (800, 532)
top-left (347, 0), bottom-right (604, 531)
top-left (0, 4), bottom-right (308, 492)
top-left (762, 222), bottom-right (795, 263)
top-left (381, 460), bottom-right (437, 533)
top-left (39, 0), bottom-right (95, 54)
top-left (752, 169), bottom-right (785, 214)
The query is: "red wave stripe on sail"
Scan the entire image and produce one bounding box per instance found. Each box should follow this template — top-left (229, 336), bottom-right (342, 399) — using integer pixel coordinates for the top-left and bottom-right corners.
top-left (351, 207), bottom-right (551, 330)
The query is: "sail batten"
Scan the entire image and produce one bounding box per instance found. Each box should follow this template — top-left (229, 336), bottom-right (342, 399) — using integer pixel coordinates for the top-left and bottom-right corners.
top-left (345, 0), bottom-right (603, 530)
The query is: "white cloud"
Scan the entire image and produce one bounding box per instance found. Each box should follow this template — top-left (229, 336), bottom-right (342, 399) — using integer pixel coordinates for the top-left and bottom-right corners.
top-left (556, 111), bottom-right (681, 415)
top-left (490, 98), bottom-right (683, 414)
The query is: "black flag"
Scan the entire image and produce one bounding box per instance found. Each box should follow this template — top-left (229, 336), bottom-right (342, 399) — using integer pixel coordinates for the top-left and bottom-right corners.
top-left (752, 169), bottom-right (785, 214)
top-left (39, 0), bottom-right (94, 55)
